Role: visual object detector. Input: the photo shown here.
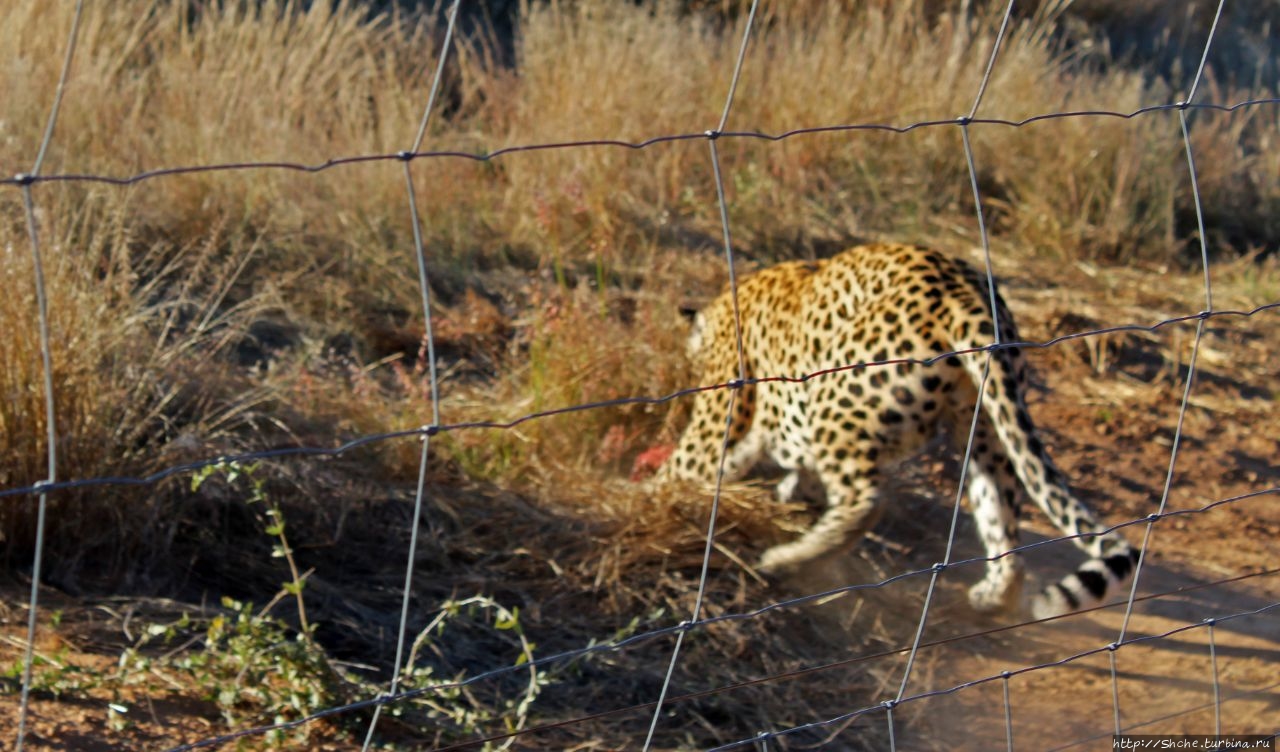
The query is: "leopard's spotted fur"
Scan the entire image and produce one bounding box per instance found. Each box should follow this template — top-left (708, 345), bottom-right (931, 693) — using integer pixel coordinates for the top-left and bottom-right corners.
top-left (659, 243), bottom-right (1137, 618)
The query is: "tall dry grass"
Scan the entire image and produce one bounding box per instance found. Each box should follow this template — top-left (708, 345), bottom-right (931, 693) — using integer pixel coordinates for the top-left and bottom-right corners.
top-left (1, 0), bottom-right (1276, 565)
top-left (0, 200), bottom-right (266, 577)
top-left (499, 0), bottom-right (1278, 264)
top-left (0, 199), bottom-right (134, 493)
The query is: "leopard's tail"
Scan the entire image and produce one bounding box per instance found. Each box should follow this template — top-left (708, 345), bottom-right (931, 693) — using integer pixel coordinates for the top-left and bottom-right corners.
top-left (953, 305), bottom-right (1139, 619)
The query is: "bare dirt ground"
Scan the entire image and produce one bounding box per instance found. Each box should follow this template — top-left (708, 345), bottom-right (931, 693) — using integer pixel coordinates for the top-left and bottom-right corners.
top-left (1, 253), bottom-right (1276, 750)
top-left (912, 271), bottom-right (1280, 750)
top-left (764, 253), bottom-right (1280, 751)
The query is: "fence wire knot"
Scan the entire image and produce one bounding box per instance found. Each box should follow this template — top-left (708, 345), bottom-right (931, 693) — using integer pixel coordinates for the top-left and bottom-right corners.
top-left (13, 172), bottom-right (35, 185)
top-left (931, 562), bottom-right (948, 574)
top-left (704, 129), bottom-right (721, 140)
top-left (396, 149), bottom-right (415, 162)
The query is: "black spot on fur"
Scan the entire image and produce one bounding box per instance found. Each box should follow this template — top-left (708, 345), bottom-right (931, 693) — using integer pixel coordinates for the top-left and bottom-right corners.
top-left (1054, 583), bottom-right (1080, 610)
top-left (1076, 570), bottom-right (1109, 600)
top-left (1104, 552), bottom-right (1135, 580)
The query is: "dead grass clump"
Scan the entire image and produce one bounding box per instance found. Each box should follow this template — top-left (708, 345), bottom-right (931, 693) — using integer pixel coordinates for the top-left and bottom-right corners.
top-left (0, 194), bottom-right (288, 578)
top-left (502, 1), bottom-right (1280, 263)
top-left (435, 278), bottom-right (693, 487)
top-left (1, 1), bottom-right (507, 322)
top-left (0, 203), bottom-right (128, 493)
top-left (1184, 82), bottom-right (1280, 257)
top-left (394, 480), bottom-right (898, 748)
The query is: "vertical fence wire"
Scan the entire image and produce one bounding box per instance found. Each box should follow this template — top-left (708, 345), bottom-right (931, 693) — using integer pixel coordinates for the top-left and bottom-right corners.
top-left (1115, 0), bottom-right (1225, 646)
top-left (1106, 0), bottom-right (1227, 737)
top-left (753, 731), bottom-right (770, 751)
top-left (1001, 670), bottom-right (1014, 752)
top-left (1109, 647), bottom-right (1123, 735)
top-left (16, 185), bottom-right (55, 752)
top-left (1206, 618), bottom-right (1221, 737)
top-left (15, 2), bottom-right (85, 750)
top-left (1121, 0), bottom-right (1228, 639)
top-left (642, 3), bottom-right (761, 746)
top-left (885, 701), bottom-right (898, 752)
top-left (893, 0), bottom-right (1016, 704)
top-left (360, 1), bottom-right (461, 748)
top-left (640, 389), bottom-right (739, 752)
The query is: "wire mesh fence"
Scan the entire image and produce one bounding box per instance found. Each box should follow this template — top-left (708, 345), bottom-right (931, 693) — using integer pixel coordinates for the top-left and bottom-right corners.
top-left (4, 0), bottom-right (1278, 750)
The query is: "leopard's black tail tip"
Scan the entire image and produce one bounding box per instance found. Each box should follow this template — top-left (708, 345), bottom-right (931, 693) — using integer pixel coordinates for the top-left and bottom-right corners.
top-left (1031, 548), bottom-right (1142, 619)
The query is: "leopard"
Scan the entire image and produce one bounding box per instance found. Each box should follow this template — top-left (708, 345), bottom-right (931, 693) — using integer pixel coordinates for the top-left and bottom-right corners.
top-left (656, 242), bottom-right (1138, 619)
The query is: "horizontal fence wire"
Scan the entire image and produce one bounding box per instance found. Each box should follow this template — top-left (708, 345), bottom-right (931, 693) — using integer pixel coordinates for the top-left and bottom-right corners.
top-left (158, 488), bottom-right (1279, 752)
top-left (9, 123), bottom-right (1278, 752)
top-left (706, 601), bottom-right (1280, 752)
top-left (164, 584), bottom-right (1280, 752)
top-left (1046, 683), bottom-right (1280, 752)
top-left (3, 100), bottom-right (1277, 189)
top-left (8, 3), bottom-right (1279, 750)
top-left (1, 302), bottom-right (1275, 502)
top-left (365, 565), bottom-right (1280, 752)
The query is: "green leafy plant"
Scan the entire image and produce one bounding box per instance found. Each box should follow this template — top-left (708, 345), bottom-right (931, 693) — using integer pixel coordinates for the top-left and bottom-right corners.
top-left (172, 596), bottom-right (340, 746)
top-left (391, 595), bottom-right (550, 749)
top-left (175, 461), bottom-right (338, 745)
top-left (191, 461), bottom-right (311, 637)
top-left (1, 611), bottom-right (105, 699)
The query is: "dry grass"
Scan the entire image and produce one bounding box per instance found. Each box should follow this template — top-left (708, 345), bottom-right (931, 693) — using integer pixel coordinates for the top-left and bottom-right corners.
top-left (1, 0), bottom-right (1278, 747)
top-left (0, 194), bottom-right (286, 578)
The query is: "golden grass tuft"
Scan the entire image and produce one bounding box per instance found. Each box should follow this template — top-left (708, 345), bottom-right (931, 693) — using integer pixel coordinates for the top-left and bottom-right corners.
top-left (0, 199), bottom-right (134, 493)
